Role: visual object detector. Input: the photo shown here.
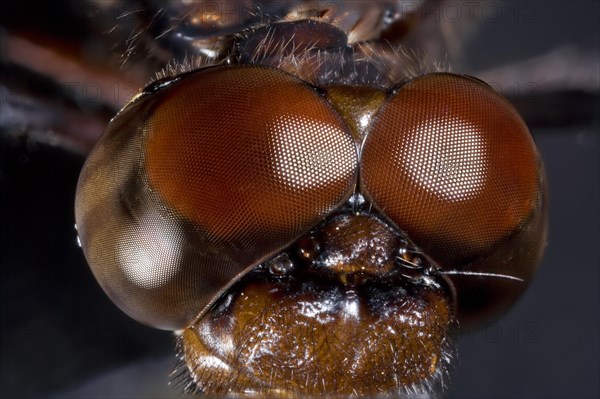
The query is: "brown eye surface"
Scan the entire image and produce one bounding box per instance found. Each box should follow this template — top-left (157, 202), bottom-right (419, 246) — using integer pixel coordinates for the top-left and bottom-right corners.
top-left (75, 65), bottom-right (357, 330)
top-left (145, 67), bottom-right (357, 241)
top-left (360, 73), bottom-right (546, 321)
top-left (361, 73), bottom-right (543, 265)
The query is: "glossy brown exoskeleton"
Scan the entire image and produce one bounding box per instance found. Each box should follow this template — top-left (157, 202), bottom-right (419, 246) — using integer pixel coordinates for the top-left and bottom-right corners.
top-left (75, 3), bottom-right (546, 397)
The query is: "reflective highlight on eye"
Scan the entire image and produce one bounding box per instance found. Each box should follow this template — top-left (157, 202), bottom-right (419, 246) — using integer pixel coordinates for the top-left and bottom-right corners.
top-left (404, 115), bottom-right (487, 202)
top-left (74, 58), bottom-right (548, 397)
top-left (145, 67), bottom-right (357, 241)
top-left (116, 210), bottom-right (183, 289)
top-left (75, 65), bottom-right (358, 329)
top-left (361, 73), bottom-right (542, 264)
top-left (268, 113), bottom-right (356, 190)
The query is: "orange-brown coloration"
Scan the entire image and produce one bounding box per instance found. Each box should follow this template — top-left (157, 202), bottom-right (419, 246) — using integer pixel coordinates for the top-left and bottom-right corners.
top-left (325, 85), bottom-right (387, 142)
top-left (75, 66), bottom-right (359, 330)
top-left (178, 211), bottom-right (455, 396)
top-left (312, 213), bottom-right (399, 277)
top-left (73, 6), bottom-right (548, 396)
top-left (361, 74), bottom-right (542, 264)
top-left (182, 274), bottom-right (452, 396)
top-left (76, 64), bottom-right (546, 394)
top-left (145, 66), bottom-right (357, 241)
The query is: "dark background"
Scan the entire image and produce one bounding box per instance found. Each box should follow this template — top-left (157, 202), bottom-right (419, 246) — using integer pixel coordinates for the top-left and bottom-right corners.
top-left (1, 1), bottom-right (599, 398)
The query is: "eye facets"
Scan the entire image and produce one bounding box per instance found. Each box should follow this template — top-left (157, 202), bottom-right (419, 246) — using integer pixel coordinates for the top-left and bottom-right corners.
top-left (75, 65), bottom-right (357, 330)
top-left (76, 69), bottom-right (544, 333)
top-left (76, 66), bottom-right (545, 396)
top-left (361, 73), bottom-right (542, 266)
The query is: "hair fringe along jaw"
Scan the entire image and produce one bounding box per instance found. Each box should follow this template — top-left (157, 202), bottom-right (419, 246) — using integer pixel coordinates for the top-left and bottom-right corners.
top-left (171, 329), bottom-right (457, 398)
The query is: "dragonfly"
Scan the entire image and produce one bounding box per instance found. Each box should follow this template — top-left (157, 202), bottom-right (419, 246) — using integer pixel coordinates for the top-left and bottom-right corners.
top-left (10, 0), bottom-right (593, 397)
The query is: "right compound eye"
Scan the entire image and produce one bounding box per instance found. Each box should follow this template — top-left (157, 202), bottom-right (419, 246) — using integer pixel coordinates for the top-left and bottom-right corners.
top-left (75, 65), bottom-right (358, 330)
top-left (360, 73), bottom-right (546, 321)
top-left (361, 73), bottom-right (543, 266)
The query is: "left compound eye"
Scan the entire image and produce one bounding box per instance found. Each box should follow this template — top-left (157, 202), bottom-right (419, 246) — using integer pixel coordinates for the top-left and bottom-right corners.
top-left (75, 65), bottom-right (357, 330)
top-left (361, 73), bottom-right (543, 266)
top-left (144, 66), bottom-right (357, 241)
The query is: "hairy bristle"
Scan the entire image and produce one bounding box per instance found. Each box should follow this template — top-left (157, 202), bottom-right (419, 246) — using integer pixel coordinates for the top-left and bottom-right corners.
top-left (153, 52), bottom-right (226, 81)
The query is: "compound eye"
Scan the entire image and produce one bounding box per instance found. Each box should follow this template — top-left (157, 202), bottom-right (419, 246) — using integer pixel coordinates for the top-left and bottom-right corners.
top-left (75, 66), bottom-right (357, 329)
top-left (145, 66), bottom-right (357, 241)
top-left (361, 73), bottom-right (543, 266)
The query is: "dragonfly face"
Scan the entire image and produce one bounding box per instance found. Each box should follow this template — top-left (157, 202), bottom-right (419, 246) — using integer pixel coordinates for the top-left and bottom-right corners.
top-left (71, 3), bottom-right (547, 396)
